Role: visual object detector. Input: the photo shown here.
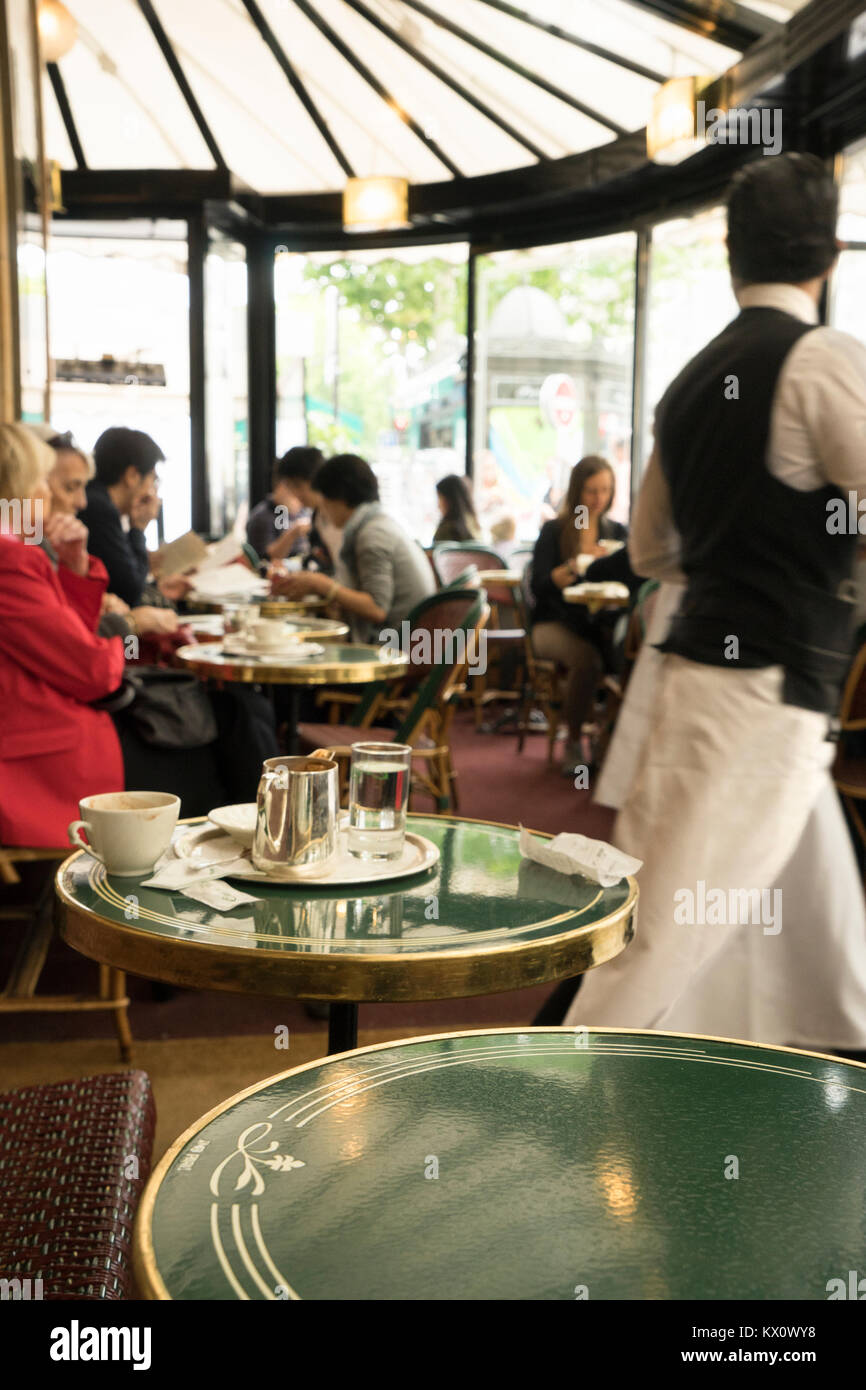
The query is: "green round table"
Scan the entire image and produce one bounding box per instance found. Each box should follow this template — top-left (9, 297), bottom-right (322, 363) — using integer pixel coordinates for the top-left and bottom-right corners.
top-left (176, 641), bottom-right (408, 753)
top-left (134, 1026), bottom-right (866, 1300)
top-left (56, 816), bottom-right (636, 1054)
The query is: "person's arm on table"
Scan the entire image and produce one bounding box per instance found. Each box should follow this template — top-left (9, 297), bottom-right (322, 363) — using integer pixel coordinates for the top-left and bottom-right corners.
top-left (271, 567), bottom-right (387, 624)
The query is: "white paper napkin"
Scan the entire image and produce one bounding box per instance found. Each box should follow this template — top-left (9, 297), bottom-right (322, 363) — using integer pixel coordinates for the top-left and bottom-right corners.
top-left (519, 826), bottom-right (642, 887)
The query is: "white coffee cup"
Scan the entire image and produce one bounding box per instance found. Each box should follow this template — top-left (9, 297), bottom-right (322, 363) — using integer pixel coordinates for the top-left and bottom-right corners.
top-left (249, 618), bottom-right (287, 648)
top-left (68, 791), bottom-right (180, 876)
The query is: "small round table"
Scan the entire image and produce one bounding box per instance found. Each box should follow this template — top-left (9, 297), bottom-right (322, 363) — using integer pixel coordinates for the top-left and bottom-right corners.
top-left (134, 1026), bottom-right (866, 1300)
top-left (176, 642), bottom-right (407, 751)
top-left (57, 815), bottom-right (636, 1055)
top-left (258, 596), bottom-right (329, 619)
top-left (187, 615), bottom-right (349, 642)
top-left (563, 583), bottom-right (631, 615)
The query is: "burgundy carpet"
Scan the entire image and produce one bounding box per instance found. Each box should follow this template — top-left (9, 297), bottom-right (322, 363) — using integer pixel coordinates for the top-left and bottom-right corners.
top-left (0, 712), bottom-right (611, 1044)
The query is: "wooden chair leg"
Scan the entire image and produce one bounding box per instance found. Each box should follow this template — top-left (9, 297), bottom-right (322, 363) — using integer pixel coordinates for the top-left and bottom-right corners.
top-left (111, 968), bottom-right (133, 1063)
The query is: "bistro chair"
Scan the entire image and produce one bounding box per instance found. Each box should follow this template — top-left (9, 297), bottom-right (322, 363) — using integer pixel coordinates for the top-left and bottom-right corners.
top-left (513, 562), bottom-right (564, 763)
top-left (434, 544), bottom-right (523, 726)
top-left (0, 843), bottom-right (133, 1062)
top-left (431, 542), bottom-right (507, 587)
top-left (297, 588), bottom-right (489, 812)
top-left (833, 640), bottom-right (866, 855)
top-left (0, 1069), bottom-right (155, 1298)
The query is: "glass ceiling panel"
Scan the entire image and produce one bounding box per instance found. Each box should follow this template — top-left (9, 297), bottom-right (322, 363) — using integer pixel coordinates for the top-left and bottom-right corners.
top-left (45, 0), bottom-right (804, 192)
top-left (153, 0), bottom-right (349, 191)
top-left (60, 0), bottom-right (214, 168)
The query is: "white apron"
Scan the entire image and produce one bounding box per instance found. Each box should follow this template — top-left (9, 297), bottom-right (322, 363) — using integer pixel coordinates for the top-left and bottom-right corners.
top-left (567, 586), bottom-right (866, 1050)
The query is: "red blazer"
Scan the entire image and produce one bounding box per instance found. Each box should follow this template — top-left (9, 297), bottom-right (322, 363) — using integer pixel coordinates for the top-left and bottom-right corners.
top-left (0, 538), bottom-right (125, 847)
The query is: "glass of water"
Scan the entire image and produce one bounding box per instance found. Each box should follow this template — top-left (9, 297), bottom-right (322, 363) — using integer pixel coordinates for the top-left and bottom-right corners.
top-left (347, 742), bottom-right (412, 860)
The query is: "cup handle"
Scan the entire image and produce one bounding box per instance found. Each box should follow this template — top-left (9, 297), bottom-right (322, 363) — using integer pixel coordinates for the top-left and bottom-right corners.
top-left (68, 820), bottom-right (103, 862)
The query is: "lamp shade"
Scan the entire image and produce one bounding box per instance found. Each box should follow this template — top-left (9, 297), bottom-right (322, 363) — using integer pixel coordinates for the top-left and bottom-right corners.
top-left (647, 77), bottom-right (703, 165)
top-left (37, 1), bottom-right (78, 63)
top-left (343, 177), bottom-right (410, 233)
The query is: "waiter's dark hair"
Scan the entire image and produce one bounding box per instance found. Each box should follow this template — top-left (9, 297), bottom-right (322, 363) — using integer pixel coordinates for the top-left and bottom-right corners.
top-left (316, 454), bottom-right (379, 507)
top-left (93, 427), bottom-right (164, 485)
top-left (727, 153), bottom-right (838, 285)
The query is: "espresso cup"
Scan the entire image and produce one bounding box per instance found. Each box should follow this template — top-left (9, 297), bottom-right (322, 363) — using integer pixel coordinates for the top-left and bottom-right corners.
top-left (249, 618), bottom-right (287, 648)
top-left (68, 791), bottom-right (180, 876)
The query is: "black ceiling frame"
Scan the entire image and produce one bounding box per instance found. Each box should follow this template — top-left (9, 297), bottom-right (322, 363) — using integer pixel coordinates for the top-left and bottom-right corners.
top-left (290, 0), bottom-right (462, 178)
top-left (620, 0), bottom-right (778, 52)
top-left (240, 0), bottom-right (355, 178)
top-left (56, 0), bottom-right (866, 254)
top-left (340, 0), bottom-right (547, 161)
top-left (135, 0), bottom-right (227, 171)
top-left (46, 61), bottom-right (87, 169)
top-left (470, 0), bottom-right (666, 83)
top-left (398, 0), bottom-right (629, 136)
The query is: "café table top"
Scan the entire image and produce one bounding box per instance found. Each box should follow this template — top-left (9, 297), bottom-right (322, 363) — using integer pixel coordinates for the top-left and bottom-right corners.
top-left (56, 814), bottom-right (636, 1002)
top-left (259, 595), bottom-right (329, 618)
top-left (475, 569), bottom-right (523, 585)
top-left (134, 1025), bottom-right (866, 1301)
top-left (186, 615), bottom-right (349, 642)
top-left (563, 583), bottom-right (631, 612)
top-left (186, 595), bottom-right (329, 616)
top-left (175, 641), bottom-right (408, 685)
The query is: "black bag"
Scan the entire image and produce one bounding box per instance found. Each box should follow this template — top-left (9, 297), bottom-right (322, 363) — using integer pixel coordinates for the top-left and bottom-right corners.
top-left (121, 667), bottom-right (218, 749)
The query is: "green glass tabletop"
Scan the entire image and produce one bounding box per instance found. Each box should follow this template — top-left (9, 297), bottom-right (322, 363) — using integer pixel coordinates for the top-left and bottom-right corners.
top-left (56, 816), bottom-right (636, 1001)
top-left (136, 1027), bottom-right (866, 1301)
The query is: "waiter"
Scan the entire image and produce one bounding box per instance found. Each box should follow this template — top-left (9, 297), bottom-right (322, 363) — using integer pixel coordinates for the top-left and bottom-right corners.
top-left (566, 152), bottom-right (866, 1052)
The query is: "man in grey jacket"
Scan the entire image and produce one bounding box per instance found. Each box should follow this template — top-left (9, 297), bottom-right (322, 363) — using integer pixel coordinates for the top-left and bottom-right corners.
top-left (270, 453), bottom-right (434, 641)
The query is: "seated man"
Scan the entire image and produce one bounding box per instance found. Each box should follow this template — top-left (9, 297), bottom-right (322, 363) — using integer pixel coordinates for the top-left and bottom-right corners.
top-left (78, 426), bottom-right (166, 607)
top-left (271, 453), bottom-right (435, 642)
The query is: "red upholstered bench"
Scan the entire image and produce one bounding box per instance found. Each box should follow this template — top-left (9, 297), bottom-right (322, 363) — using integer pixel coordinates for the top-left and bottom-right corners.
top-left (0, 1070), bottom-right (155, 1299)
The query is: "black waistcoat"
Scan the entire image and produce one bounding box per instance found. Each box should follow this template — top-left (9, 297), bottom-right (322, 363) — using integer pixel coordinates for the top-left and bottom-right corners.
top-left (656, 306), bottom-right (857, 713)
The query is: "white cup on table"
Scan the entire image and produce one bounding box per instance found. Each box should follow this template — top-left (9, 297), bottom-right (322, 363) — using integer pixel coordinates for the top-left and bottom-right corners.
top-left (68, 791), bottom-right (180, 876)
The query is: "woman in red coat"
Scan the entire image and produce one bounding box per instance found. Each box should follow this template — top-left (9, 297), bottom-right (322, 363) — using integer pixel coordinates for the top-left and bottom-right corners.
top-left (0, 424), bottom-right (125, 847)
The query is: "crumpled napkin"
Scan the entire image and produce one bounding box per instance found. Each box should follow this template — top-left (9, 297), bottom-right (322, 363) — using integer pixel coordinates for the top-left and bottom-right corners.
top-left (519, 826), bottom-right (642, 887)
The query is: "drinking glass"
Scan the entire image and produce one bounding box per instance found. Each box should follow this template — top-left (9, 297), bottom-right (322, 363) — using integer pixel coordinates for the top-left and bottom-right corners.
top-left (347, 742), bottom-right (412, 860)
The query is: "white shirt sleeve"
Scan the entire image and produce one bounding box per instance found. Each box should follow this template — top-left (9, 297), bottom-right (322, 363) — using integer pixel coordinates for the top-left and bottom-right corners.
top-left (768, 327), bottom-right (866, 496)
top-left (628, 443), bottom-right (686, 584)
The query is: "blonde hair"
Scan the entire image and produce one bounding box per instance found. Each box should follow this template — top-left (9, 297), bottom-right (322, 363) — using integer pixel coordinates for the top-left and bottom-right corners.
top-left (0, 422), bottom-right (53, 502)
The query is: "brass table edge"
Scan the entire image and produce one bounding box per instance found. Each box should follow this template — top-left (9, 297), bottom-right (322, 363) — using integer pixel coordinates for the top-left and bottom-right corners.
top-left (175, 645), bottom-right (408, 685)
top-left (134, 1022), bottom-right (866, 1301)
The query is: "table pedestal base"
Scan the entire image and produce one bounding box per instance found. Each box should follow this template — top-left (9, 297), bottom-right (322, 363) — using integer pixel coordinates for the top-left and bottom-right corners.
top-left (328, 1001), bottom-right (359, 1054)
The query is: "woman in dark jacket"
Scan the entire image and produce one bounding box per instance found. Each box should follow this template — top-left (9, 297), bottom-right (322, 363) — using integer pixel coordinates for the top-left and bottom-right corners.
top-left (530, 455), bottom-right (627, 774)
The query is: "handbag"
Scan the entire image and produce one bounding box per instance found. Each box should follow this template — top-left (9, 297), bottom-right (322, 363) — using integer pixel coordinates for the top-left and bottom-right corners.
top-left (106, 667), bottom-right (218, 750)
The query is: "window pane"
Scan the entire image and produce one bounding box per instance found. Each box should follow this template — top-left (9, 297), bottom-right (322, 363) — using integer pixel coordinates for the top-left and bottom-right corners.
top-left (275, 245), bottom-right (468, 543)
top-left (205, 236), bottom-right (249, 536)
top-left (644, 207), bottom-right (736, 461)
top-left (474, 233), bottom-right (636, 539)
top-left (47, 224), bottom-right (192, 540)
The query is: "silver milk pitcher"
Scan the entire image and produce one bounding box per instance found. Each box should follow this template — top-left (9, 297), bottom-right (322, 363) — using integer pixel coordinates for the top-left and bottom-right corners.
top-left (252, 753), bottom-right (339, 879)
